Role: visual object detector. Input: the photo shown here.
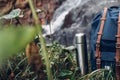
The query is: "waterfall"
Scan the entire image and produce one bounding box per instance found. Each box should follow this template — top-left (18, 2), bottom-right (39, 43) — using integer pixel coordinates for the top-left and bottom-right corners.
top-left (43, 0), bottom-right (120, 46)
top-left (43, 0), bottom-right (81, 36)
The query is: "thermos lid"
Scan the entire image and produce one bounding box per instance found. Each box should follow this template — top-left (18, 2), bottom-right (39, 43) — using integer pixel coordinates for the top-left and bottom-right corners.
top-left (75, 33), bottom-right (85, 44)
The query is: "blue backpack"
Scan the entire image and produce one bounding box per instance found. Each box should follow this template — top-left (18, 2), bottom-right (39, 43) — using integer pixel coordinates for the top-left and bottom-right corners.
top-left (90, 6), bottom-right (120, 79)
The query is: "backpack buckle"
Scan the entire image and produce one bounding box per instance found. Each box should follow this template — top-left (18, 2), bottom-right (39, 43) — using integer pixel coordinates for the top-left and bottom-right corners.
top-left (116, 61), bottom-right (120, 66)
top-left (115, 35), bottom-right (120, 38)
top-left (116, 43), bottom-right (120, 49)
top-left (97, 32), bottom-right (102, 35)
top-left (101, 18), bottom-right (106, 21)
top-left (96, 58), bottom-right (101, 64)
top-left (96, 41), bottom-right (100, 48)
top-left (118, 21), bottom-right (120, 24)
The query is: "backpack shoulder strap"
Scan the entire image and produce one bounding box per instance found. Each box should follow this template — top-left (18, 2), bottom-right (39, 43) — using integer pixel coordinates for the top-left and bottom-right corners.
top-left (96, 7), bottom-right (107, 69)
top-left (115, 12), bottom-right (120, 80)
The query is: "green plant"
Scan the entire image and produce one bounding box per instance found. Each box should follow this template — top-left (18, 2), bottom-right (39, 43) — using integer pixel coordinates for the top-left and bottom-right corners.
top-left (0, 42), bottom-right (78, 80)
top-left (0, 26), bottom-right (36, 63)
top-left (0, 40), bottom-right (117, 80)
top-left (47, 42), bottom-right (79, 80)
top-left (79, 69), bottom-right (116, 80)
top-left (0, 0), bottom-right (53, 80)
top-left (28, 0), bottom-right (53, 80)
top-left (0, 52), bottom-right (39, 80)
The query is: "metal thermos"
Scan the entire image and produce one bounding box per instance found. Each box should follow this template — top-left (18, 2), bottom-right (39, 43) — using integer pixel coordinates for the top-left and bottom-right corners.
top-left (75, 33), bottom-right (88, 76)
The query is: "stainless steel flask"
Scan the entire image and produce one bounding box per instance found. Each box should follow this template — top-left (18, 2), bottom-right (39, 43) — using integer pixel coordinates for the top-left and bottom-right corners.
top-left (75, 33), bottom-right (88, 76)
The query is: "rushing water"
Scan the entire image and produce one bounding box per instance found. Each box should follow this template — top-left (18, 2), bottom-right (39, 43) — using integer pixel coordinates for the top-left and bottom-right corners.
top-left (43, 0), bottom-right (81, 36)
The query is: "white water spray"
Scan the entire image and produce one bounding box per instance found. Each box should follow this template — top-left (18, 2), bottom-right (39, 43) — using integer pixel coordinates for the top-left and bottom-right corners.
top-left (43, 0), bottom-right (81, 36)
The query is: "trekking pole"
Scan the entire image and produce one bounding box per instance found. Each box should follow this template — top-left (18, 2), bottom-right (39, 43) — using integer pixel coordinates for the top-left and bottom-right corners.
top-left (75, 33), bottom-right (88, 76)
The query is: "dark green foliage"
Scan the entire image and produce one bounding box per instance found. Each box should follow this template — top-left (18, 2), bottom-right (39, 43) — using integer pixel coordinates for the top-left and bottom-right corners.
top-left (0, 42), bottom-right (116, 80)
top-left (79, 69), bottom-right (116, 80)
top-left (47, 42), bottom-right (79, 80)
top-left (0, 52), bottom-right (39, 80)
top-left (0, 26), bottom-right (36, 62)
